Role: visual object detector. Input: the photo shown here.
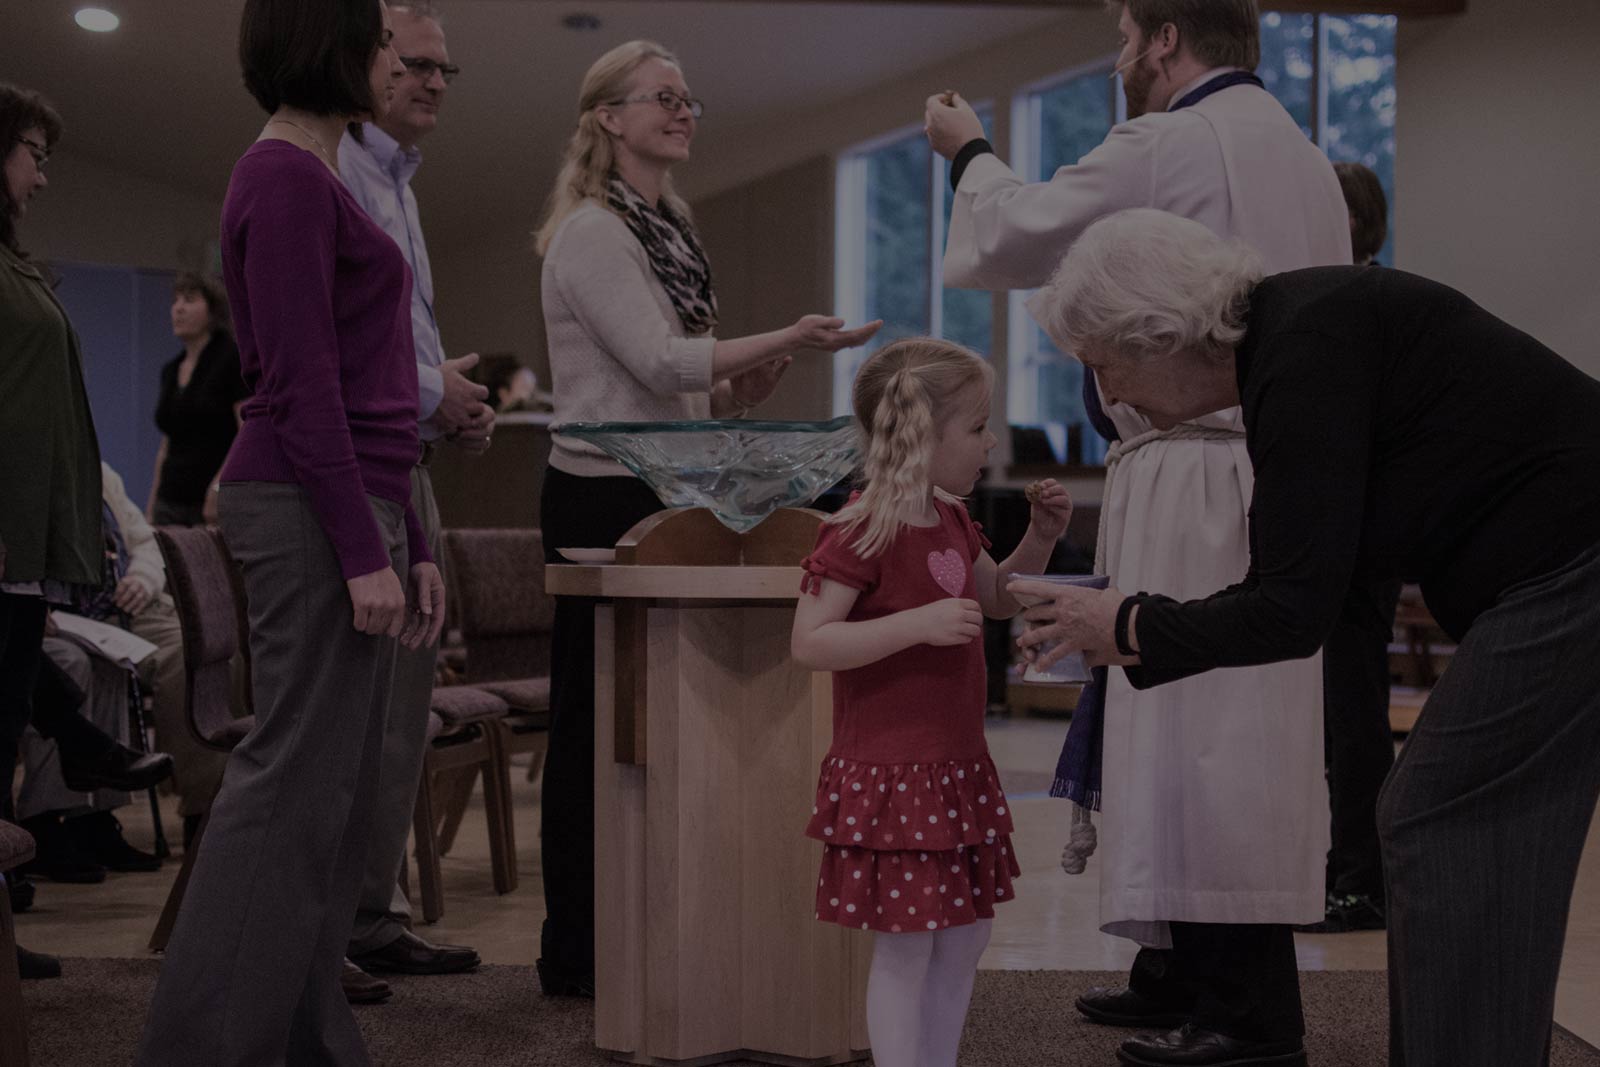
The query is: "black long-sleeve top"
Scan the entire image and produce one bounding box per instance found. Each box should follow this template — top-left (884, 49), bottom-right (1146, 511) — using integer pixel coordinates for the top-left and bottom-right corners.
top-left (1129, 266), bottom-right (1600, 687)
top-left (154, 332), bottom-right (249, 507)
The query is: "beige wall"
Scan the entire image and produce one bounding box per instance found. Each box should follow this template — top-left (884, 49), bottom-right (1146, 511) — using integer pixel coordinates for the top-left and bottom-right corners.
top-left (24, 149), bottom-right (220, 271)
top-left (1393, 0), bottom-right (1600, 376)
top-left (427, 222), bottom-right (549, 386)
top-left (693, 156), bottom-right (837, 421)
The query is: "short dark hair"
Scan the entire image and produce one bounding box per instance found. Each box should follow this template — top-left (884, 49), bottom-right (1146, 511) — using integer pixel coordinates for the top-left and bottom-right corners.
top-left (0, 82), bottom-right (64, 252)
top-left (238, 0), bottom-right (384, 116)
top-left (1118, 0), bottom-right (1261, 71)
top-left (173, 271), bottom-right (232, 334)
top-left (1334, 162), bottom-right (1389, 264)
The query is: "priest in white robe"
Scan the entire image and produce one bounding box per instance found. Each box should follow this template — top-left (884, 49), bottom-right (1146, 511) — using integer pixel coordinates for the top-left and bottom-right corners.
top-left (926, 3), bottom-right (1350, 1065)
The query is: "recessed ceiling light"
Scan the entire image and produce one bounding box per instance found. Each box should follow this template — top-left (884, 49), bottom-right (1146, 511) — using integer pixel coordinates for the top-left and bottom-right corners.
top-left (74, 7), bottom-right (120, 32)
top-left (562, 12), bottom-right (602, 31)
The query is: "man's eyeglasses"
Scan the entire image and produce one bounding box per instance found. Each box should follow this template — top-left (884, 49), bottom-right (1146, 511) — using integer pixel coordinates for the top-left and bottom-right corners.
top-left (15, 135), bottom-right (49, 170)
top-left (607, 91), bottom-right (705, 119)
top-left (399, 56), bottom-right (461, 85)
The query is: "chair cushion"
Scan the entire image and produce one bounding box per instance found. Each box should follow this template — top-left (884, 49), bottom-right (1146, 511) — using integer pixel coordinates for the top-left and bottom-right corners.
top-left (426, 711), bottom-right (445, 745)
top-left (0, 819), bottom-right (37, 872)
top-left (430, 684), bottom-right (508, 726)
top-left (472, 676), bottom-right (551, 713)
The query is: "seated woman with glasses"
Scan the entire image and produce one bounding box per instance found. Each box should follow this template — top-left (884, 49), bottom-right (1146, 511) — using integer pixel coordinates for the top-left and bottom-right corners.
top-left (529, 38), bottom-right (881, 998)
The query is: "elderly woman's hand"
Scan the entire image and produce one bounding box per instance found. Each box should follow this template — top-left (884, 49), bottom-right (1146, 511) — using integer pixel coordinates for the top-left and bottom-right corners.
top-left (788, 315), bottom-right (883, 354)
top-left (1007, 579), bottom-right (1138, 670)
top-left (924, 91), bottom-right (986, 161)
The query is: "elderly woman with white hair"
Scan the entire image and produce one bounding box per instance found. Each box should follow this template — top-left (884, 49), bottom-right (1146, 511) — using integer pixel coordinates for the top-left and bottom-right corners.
top-left (1016, 208), bottom-right (1600, 1067)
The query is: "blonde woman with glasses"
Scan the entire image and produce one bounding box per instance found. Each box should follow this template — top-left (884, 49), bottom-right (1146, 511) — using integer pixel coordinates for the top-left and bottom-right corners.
top-left (531, 39), bottom-right (880, 997)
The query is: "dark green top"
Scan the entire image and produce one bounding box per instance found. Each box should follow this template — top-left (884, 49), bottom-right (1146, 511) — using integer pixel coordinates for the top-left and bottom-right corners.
top-left (0, 243), bottom-right (102, 586)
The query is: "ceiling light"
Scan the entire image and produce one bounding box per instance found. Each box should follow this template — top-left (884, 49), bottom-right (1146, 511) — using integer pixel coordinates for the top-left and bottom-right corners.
top-left (74, 7), bottom-right (120, 32)
top-left (562, 12), bottom-right (602, 31)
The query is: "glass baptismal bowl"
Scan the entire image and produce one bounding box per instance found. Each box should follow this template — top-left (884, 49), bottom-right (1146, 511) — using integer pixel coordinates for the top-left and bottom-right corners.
top-left (554, 417), bottom-right (862, 533)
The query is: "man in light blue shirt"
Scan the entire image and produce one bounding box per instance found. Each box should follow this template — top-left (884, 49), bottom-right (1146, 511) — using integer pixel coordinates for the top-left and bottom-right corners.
top-left (338, 0), bottom-right (489, 992)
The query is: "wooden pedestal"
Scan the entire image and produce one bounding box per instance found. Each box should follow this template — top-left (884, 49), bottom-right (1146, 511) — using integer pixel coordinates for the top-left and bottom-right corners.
top-left (547, 559), bottom-right (871, 1066)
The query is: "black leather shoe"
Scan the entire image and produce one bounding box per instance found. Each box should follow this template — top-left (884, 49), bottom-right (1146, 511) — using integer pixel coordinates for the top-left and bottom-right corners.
top-left (1077, 985), bottom-right (1194, 1029)
top-left (60, 744), bottom-right (174, 793)
top-left (68, 811), bottom-right (161, 872)
top-left (1118, 1023), bottom-right (1307, 1066)
top-left (351, 929), bottom-right (480, 975)
top-left (536, 957), bottom-right (596, 998)
top-left (341, 958), bottom-right (391, 1004)
top-left (18, 945), bottom-right (62, 981)
top-left (1296, 892), bottom-right (1385, 933)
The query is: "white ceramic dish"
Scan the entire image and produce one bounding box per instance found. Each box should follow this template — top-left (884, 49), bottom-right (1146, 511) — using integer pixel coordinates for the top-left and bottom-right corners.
top-left (556, 548), bottom-right (617, 564)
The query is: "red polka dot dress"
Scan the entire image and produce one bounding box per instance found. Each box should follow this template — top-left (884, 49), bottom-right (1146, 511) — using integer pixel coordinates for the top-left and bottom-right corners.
top-left (801, 498), bottom-right (1020, 934)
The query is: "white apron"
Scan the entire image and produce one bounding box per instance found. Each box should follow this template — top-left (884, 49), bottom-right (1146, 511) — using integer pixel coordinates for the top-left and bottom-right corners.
top-left (945, 72), bottom-right (1352, 944)
top-left (1091, 403), bottom-right (1327, 945)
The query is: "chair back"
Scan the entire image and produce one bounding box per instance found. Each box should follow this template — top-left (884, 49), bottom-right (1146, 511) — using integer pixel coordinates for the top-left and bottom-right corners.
top-left (153, 526), bottom-right (245, 749)
top-left (442, 528), bottom-right (554, 681)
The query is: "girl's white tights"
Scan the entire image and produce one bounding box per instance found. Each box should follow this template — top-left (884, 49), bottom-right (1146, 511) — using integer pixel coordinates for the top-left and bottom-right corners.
top-left (865, 919), bottom-right (993, 1067)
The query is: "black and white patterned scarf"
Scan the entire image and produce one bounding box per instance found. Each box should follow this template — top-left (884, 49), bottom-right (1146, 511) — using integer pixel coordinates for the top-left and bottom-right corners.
top-left (605, 175), bottom-right (719, 336)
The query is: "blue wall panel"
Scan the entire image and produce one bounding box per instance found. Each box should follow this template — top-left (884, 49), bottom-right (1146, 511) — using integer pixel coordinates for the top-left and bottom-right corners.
top-left (51, 263), bottom-right (176, 510)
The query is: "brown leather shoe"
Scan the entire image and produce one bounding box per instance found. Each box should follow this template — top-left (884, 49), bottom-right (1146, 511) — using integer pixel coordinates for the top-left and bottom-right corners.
top-left (341, 958), bottom-right (391, 1004)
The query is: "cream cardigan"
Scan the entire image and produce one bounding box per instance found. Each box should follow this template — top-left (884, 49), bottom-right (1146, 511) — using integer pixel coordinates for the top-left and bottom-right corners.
top-left (541, 202), bottom-right (717, 478)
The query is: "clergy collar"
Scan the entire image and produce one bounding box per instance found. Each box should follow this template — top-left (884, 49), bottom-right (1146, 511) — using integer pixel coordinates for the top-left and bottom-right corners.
top-left (355, 121), bottom-right (423, 183)
top-left (1165, 67), bottom-right (1245, 112)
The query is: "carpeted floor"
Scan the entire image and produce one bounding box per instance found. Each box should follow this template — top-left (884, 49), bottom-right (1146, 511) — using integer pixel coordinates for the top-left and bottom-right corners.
top-left (21, 960), bottom-right (1600, 1065)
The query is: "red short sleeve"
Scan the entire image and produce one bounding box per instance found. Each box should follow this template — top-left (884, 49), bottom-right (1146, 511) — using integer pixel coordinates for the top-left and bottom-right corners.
top-left (943, 499), bottom-right (992, 559)
top-left (800, 519), bottom-right (881, 596)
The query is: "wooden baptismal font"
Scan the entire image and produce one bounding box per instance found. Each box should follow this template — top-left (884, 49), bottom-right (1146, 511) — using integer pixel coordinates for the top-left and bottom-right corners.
top-left (546, 505), bottom-right (871, 1066)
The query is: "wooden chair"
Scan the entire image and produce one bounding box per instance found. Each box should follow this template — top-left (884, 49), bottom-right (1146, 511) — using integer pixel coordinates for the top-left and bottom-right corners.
top-left (0, 821), bottom-right (36, 1066)
top-left (148, 526), bottom-right (253, 952)
top-left (152, 526), bottom-right (518, 932)
top-left (441, 529), bottom-right (555, 867)
top-left (409, 688), bottom-right (518, 923)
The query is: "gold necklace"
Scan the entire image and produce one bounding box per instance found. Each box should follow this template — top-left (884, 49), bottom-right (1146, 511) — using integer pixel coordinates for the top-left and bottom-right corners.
top-left (267, 117), bottom-right (336, 169)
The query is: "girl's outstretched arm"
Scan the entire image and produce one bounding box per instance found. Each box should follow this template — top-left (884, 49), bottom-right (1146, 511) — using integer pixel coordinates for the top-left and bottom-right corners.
top-left (976, 479), bottom-right (1073, 618)
top-left (792, 576), bottom-right (983, 672)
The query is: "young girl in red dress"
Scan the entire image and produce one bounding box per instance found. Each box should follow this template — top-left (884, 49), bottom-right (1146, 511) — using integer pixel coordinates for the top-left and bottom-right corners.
top-left (791, 337), bottom-right (1072, 1067)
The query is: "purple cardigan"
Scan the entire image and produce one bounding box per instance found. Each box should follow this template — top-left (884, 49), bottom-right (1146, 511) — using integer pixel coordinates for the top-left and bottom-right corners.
top-left (218, 140), bottom-right (429, 578)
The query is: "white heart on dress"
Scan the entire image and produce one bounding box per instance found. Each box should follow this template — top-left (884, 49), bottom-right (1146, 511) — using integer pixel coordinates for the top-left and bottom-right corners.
top-left (927, 549), bottom-right (965, 597)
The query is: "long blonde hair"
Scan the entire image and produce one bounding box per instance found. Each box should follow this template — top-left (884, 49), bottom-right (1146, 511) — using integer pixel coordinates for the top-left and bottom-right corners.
top-left (534, 39), bottom-right (694, 255)
top-left (831, 338), bottom-right (993, 558)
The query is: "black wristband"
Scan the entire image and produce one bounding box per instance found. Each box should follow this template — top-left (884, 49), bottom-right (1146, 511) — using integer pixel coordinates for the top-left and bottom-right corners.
top-left (949, 138), bottom-right (995, 191)
top-left (1114, 595), bottom-right (1140, 657)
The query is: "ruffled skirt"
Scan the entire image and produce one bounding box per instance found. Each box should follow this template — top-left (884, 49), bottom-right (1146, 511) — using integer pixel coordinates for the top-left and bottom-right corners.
top-left (805, 754), bottom-right (1020, 932)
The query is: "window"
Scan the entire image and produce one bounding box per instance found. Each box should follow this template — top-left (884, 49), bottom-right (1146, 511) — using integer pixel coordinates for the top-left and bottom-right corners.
top-left (1006, 60), bottom-right (1120, 464)
top-left (833, 106), bottom-right (994, 413)
top-left (1320, 15), bottom-right (1398, 263)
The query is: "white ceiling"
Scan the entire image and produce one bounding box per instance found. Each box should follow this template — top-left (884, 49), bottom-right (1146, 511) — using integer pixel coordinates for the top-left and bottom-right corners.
top-left (9, 1), bottom-right (1069, 249)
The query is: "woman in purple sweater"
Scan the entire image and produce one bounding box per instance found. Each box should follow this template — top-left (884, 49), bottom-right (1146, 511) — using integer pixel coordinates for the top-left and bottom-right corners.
top-left (136, 2), bottom-right (442, 1062)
